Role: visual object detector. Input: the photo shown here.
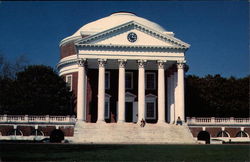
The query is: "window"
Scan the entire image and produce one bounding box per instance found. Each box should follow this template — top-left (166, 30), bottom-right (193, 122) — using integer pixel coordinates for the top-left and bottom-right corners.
top-left (236, 131), bottom-right (248, 137)
top-left (105, 102), bottom-right (110, 119)
top-left (105, 94), bottom-right (111, 119)
top-left (145, 94), bottom-right (157, 120)
top-left (105, 72), bottom-right (110, 90)
top-left (217, 131), bottom-right (229, 137)
top-left (146, 72), bottom-right (156, 90)
top-left (125, 72), bottom-right (133, 89)
top-left (66, 75), bottom-right (73, 91)
top-left (146, 102), bottom-right (155, 119)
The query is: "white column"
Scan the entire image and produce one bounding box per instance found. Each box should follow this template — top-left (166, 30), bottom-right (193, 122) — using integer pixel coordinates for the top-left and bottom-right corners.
top-left (118, 59), bottom-right (127, 123)
top-left (167, 73), bottom-right (171, 123)
top-left (77, 59), bottom-right (86, 121)
top-left (176, 61), bottom-right (185, 122)
top-left (157, 60), bottom-right (166, 123)
top-left (137, 60), bottom-right (146, 124)
top-left (97, 59), bottom-right (106, 123)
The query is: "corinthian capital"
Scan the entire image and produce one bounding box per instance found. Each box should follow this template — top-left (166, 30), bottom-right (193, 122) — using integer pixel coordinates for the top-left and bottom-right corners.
top-left (77, 59), bottom-right (86, 67)
top-left (137, 60), bottom-right (147, 68)
top-left (118, 59), bottom-right (127, 68)
top-left (157, 60), bottom-right (166, 69)
top-left (98, 59), bottom-right (107, 68)
top-left (177, 60), bottom-right (186, 69)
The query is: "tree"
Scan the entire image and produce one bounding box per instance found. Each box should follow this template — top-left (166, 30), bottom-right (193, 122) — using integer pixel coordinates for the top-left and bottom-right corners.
top-left (0, 65), bottom-right (73, 115)
top-left (0, 54), bottom-right (28, 79)
top-left (185, 74), bottom-right (249, 118)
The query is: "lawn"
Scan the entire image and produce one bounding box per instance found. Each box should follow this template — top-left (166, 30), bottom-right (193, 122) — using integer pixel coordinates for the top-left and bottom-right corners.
top-left (0, 143), bottom-right (249, 161)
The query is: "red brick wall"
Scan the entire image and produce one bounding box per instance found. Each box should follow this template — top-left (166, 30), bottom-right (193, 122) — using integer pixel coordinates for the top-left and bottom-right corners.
top-left (0, 126), bottom-right (13, 136)
top-left (62, 72), bottom-right (78, 115)
top-left (18, 126), bottom-right (34, 136)
top-left (0, 125), bottom-right (74, 137)
top-left (225, 128), bottom-right (241, 137)
top-left (60, 41), bottom-right (77, 59)
top-left (39, 126), bottom-right (56, 136)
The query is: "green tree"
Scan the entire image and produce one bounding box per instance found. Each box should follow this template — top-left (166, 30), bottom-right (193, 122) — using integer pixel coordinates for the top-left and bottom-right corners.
top-left (185, 74), bottom-right (249, 117)
top-left (0, 65), bottom-right (73, 115)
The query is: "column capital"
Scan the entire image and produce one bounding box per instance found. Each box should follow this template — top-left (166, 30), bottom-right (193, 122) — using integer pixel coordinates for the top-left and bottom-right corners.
top-left (118, 59), bottom-right (127, 68)
top-left (77, 59), bottom-right (86, 67)
top-left (157, 60), bottom-right (166, 69)
top-left (98, 59), bottom-right (107, 67)
top-left (137, 60), bottom-right (147, 68)
top-left (177, 60), bottom-right (186, 69)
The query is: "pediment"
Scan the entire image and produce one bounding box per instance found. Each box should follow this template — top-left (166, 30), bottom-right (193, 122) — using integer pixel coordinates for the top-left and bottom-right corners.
top-left (125, 92), bottom-right (137, 99)
top-left (75, 21), bottom-right (190, 49)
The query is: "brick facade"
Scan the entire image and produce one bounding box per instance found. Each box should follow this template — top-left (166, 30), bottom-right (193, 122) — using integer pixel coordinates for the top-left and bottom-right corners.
top-left (0, 125), bottom-right (74, 137)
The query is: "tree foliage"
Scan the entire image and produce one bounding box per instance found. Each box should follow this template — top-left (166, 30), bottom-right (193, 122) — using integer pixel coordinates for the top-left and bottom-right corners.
top-left (185, 74), bottom-right (249, 117)
top-left (0, 65), bottom-right (73, 115)
top-left (0, 54), bottom-right (28, 79)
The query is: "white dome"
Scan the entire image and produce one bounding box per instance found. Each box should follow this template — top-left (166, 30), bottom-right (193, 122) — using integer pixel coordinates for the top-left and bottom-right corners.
top-left (61, 12), bottom-right (168, 44)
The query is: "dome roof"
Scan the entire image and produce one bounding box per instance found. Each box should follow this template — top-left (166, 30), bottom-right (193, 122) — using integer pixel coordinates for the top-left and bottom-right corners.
top-left (61, 12), bottom-right (168, 44)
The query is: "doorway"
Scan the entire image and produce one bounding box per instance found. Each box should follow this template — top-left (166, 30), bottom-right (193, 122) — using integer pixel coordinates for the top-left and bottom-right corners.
top-left (125, 102), bottom-right (133, 122)
top-left (197, 131), bottom-right (210, 144)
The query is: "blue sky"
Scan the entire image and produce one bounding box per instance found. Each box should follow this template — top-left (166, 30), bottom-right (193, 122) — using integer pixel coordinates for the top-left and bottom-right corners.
top-left (0, 1), bottom-right (248, 78)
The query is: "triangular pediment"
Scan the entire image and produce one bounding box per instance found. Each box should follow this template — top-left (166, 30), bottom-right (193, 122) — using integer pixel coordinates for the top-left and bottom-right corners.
top-left (75, 21), bottom-right (190, 49)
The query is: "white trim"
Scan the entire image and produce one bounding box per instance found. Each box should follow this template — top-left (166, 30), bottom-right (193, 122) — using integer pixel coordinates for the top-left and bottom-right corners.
top-left (146, 72), bottom-right (156, 90)
top-left (125, 92), bottom-right (136, 102)
top-left (66, 74), bottom-right (73, 91)
top-left (105, 71), bottom-right (110, 90)
top-left (145, 94), bottom-right (157, 120)
top-left (125, 72), bottom-right (133, 90)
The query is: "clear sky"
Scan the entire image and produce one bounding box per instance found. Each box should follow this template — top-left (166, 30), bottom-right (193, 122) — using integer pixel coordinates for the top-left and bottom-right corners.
top-left (0, 1), bottom-right (248, 78)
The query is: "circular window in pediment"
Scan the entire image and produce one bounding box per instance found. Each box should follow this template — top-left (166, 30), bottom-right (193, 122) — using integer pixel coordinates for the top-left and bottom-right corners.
top-left (127, 32), bottom-right (137, 43)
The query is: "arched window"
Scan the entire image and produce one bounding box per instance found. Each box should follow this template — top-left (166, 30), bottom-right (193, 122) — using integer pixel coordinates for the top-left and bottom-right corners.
top-left (217, 131), bottom-right (229, 137)
top-left (31, 130), bottom-right (44, 136)
top-left (236, 131), bottom-right (248, 138)
top-left (7, 129), bottom-right (23, 136)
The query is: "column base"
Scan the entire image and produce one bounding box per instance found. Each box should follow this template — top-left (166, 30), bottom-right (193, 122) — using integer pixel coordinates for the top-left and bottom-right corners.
top-left (117, 120), bottom-right (125, 123)
top-left (96, 120), bottom-right (106, 124)
top-left (156, 121), bottom-right (166, 124)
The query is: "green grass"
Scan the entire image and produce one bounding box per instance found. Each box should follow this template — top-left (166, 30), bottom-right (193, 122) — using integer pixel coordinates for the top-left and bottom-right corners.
top-left (0, 143), bottom-right (249, 161)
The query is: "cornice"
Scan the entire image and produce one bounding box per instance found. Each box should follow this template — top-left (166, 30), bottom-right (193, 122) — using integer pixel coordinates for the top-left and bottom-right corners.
top-left (57, 59), bottom-right (79, 69)
top-left (76, 43), bottom-right (187, 52)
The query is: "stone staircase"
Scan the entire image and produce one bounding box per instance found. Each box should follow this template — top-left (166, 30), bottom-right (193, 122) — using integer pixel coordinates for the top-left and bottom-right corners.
top-left (69, 122), bottom-right (196, 144)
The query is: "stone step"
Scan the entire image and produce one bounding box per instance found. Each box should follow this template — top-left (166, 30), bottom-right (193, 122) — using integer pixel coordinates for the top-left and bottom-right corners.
top-left (71, 122), bottom-right (196, 144)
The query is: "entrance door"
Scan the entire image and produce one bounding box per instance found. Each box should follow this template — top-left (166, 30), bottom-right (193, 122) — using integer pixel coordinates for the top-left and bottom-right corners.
top-left (125, 102), bottom-right (133, 122)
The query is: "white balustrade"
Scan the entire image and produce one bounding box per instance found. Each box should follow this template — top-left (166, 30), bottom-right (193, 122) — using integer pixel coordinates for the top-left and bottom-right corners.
top-left (0, 114), bottom-right (76, 124)
top-left (187, 117), bottom-right (250, 125)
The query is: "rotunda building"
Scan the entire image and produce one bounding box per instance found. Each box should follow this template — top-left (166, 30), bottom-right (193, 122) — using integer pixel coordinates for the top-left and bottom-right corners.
top-left (57, 12), bottom-right (190, 124)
